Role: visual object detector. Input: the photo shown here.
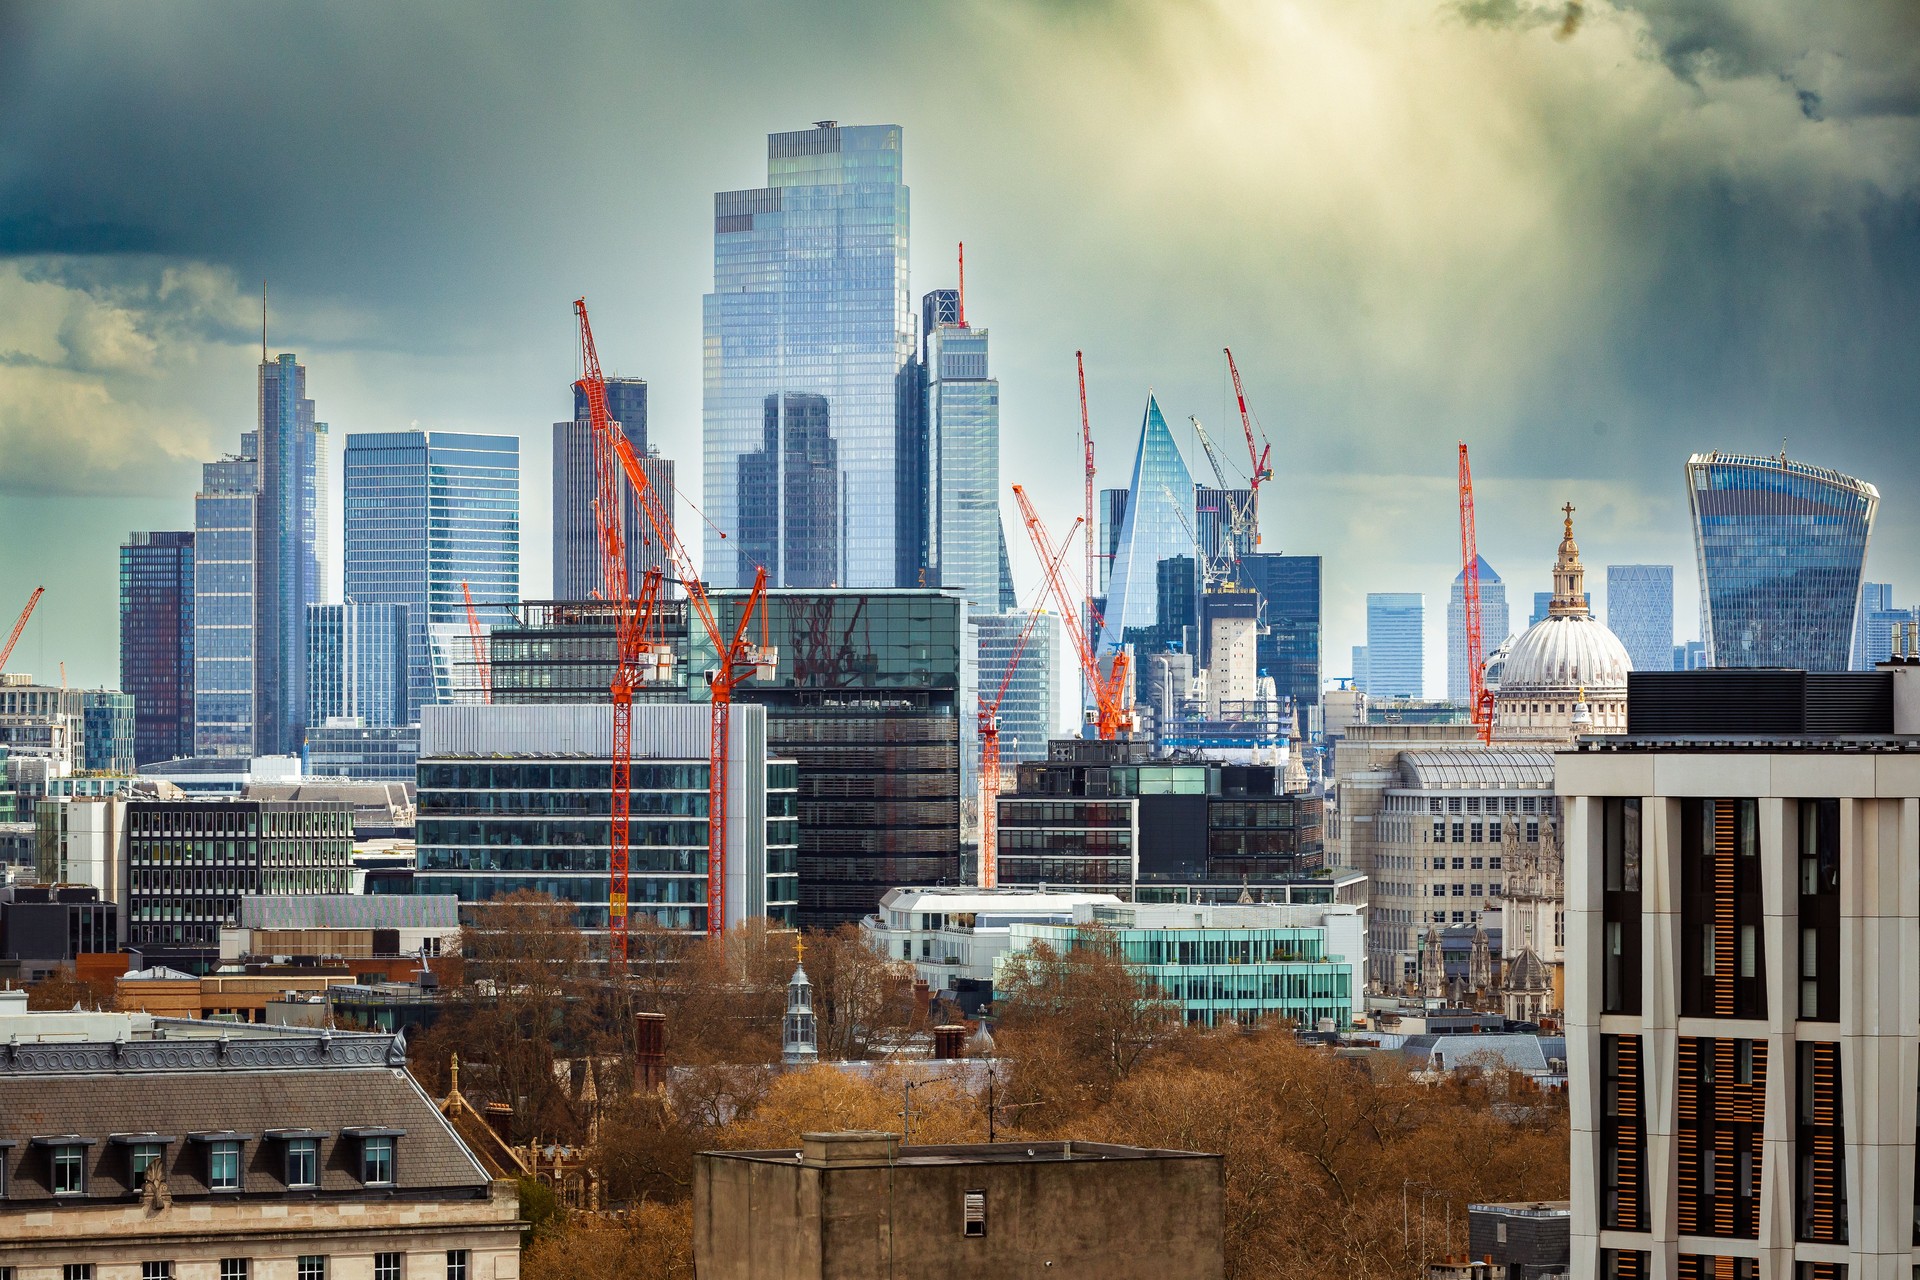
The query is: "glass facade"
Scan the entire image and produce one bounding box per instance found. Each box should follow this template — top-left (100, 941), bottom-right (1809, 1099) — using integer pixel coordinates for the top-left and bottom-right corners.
top-left (1687, 452), bottom-right (1878, 672)
top-left (304, 723), bottom-right (420, 781)
top-left (1364, 592), bottom-right (1424, 699)
top-left (306, 602), bottom-right (411, 728)
top-left (1096, 395), bottom-right (1197, 658)
top-left (552, 377), bottom-right (674, 601)
top-left (1849, 581), bottom-right (1914, 669)
top-left (343, 431), bottom-right (520, 716)
top-left (1606, 564), bottom-right (1674, 676)
top-left (703, 123), bottom-right (915, 591)
top-left (120, 531), bottom-right (195, 765)
top-left (924, 301), bottom-right (1001, 611)
top-left (1447, 555), bottom-right (1510, 703)
top-left (254, 355), bottom-right (327, 757)
top-left (80, 691), bottom-right (135, 774)
top-left (192, 450), bottom-right (258, 758)
top-left (1238, 554), bottom-right (1322, 712)
top-left (974, 611), bottom-right (1061, 772)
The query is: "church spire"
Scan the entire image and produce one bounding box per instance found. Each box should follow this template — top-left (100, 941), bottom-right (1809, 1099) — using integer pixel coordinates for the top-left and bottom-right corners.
top-left (783, 938), bottom-right (819, 1067)
top-left (1549, 502), bottom-right (1589, 618)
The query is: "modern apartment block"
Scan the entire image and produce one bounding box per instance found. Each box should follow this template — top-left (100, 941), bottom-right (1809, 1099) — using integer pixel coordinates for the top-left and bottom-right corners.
top-left (119, 530), bottom-right (195, 765)
top-left (704, 122), bottom-right (916, 590)
top-left (1561, 667), bottom-right (1920, 1277)
top-left (343, 430), bottom-right (520, 716)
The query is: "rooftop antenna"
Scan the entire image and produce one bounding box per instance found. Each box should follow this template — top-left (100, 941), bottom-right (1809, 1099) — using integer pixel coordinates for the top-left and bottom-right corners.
top-left (261, 281), bottom-right (268, 363)
top-left (957, 242), bottom-right (967, 328)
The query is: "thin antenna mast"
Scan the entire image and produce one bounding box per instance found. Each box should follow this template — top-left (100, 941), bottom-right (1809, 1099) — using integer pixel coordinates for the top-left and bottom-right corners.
top-left (957, 242), bottom-right (966, 328)
top-left (261, 282), bottom-right (268, 363)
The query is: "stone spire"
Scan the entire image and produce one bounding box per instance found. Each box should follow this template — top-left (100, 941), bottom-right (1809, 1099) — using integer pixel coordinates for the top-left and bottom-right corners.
top-left (782, 942), bottom-right (819, 1068)
top-left (1549, 502), bottom-right (1589, 618)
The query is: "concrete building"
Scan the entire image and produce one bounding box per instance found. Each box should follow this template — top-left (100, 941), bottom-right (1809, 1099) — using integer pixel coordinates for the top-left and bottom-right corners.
top-left (1561, 666), bottom-right (1920, 1277)
top-left (0, 994), bottom-right (519, 1277)
top-left (694, 1130), bottom-right (1225, 1280)
top-left (220, 893), bottom-right (461, 964)
top-left (119, 530), bottom-right (195, 766)
top-left (862, 886), bottom-right (1127, 1011)
top-left (413, 702), bottom-right (797, 933)
top-left (1449, 555), bottom-right (1512, 704)
top-left (1367, 593), bottom-right (1425, 700)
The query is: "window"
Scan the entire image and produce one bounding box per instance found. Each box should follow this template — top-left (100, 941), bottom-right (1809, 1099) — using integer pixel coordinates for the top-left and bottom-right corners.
top-left (962, 1190), bottom-right (987, 1238)
top-left (142, 1265), bottom-right (172, 1280)
top-left (64, 1268), bottom-right (94, 1280)
top-left (129, 1142), bottom-right (166, 1187)
top-left (297, 1258), bottom-right (327, 1280)
top-left (285, 1139), bottom-right (319, 1188)
top-left (374, 1255), bottom-right (402, 1280)
top-left (51, 1144), bottom-right (86, 1195)
top-left (219, 1263), bottom-right (250, 1280)
top-left (1469, 856), bottom-right (1483, 870)
top-left (209, 1141), bottom-right (242, 1191)
top-left (361, 1136), bottom-right (395, 1185)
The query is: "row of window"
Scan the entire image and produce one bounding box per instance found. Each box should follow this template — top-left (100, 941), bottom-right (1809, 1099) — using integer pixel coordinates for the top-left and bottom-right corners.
top-left (44, 1252), bottom-right (471, 1280)
top-left (18, 1131), bottom-right (398, 1199)
top-left (1430, 820), bottom-right (1537, 844)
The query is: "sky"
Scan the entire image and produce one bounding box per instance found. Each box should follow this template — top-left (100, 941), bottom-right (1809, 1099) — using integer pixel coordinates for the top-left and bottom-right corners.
top-left (1, 0), bottom-right (1916, 693)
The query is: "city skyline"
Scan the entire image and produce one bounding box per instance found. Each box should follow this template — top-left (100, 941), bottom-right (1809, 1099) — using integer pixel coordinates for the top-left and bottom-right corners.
top-left (2, 4), bottom-right (1916, 694)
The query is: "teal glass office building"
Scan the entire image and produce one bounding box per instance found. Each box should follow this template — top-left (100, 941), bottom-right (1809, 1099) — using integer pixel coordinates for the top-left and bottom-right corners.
top-left (703, 122), bottom-right (916, 591)
top-left (343, 431), bottom-right (520, 716)
top-left (1687, 452), bottom-right (1878, 672)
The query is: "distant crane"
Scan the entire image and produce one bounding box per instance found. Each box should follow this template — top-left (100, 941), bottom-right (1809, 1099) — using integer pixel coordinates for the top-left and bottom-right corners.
top-left (576, 298), bottom-right (775, 946)
top-left (1223, 347), bottom-right (1274, 546)
top-left (1458, 442), bottom-right (1494, 744)
top-left (460, 582), bottom-right (492, 705)
top-left (0, 587), bottom-right (44, 676)
top-left (1076, 351), bottom-right (1097, 711)
top-left (1014, 484), bottom-right (1132, 741)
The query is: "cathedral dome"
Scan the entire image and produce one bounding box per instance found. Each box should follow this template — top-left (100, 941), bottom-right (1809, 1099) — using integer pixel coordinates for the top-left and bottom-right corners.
top-left (1498, 615), bottom-right (1632, 694)
top-left (1492, 504), bottom-right (1631, 742)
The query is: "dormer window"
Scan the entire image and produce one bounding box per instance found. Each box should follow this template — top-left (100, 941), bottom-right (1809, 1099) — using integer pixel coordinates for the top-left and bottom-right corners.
top-left (109, 1134), bottom-right (176, 1192)
top-left (343, 1128), bottom-right (403, 1186)
top-left (266, 1130), bottom-right (327, 1189)
top-left (30, 1136), bottom-right (95, 1196)
top-left (189, 1132), bottom-right (252, 1192)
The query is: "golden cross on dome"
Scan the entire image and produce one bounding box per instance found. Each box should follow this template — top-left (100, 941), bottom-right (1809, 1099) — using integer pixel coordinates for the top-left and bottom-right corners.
top-left (1562, 502), bottom-right (1576, 536)
top-left (795, 932), bottom-right (805, 968)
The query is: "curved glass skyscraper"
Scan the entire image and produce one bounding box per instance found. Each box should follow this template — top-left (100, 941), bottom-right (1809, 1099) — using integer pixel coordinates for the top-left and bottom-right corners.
top-left (1687, 452), bottom-right (1878, 672)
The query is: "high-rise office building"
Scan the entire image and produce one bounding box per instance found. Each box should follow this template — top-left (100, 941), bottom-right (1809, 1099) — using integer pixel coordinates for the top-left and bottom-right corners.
top-left (119, 531), bottom-right (194, 765)
top-left (1687, 451), bottom-right (1878, 671)
top-left (192, 449), bottom-right (258, 758)
top-left (1850, 581), bottom-right (1914, 669)
top-left (1446, 555), bottom-right (1510, 704)
top-left (1352, 645), bottom-right (1369, 692)
top-left (306, 602), bottom-right (411, 729)
top-left (1097, 488), bottom-right (1128, 597)
top-left (975, 611), bottom-right (1062, 773)
top-left (1530, 589), bottom-right (1590, 628)
top-left (704, 122), bottom-right (915, 591)
top-left (1096, 395), bottom-right (1196, 658)
top-left (922, 289), bottom-right (1002, 611)
top-left (1238, 553), bottom-right (1322, 712)
top-left (552, 376), bottom-right (675, 601)
top-left (343, 431), bottom-right (520, 716)
top-left (1364, 593), bottom-right (1424, 699)
top-left (1604, 564), bottom-right (1674, 676)
top-left (252, 353), bottom-right (327, 757)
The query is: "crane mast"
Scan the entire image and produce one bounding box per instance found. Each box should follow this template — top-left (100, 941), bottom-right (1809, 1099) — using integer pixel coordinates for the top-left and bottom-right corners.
top-left (460, 582), bottom-right (492, 704)
top-left (1223, 347), bottom-right (1273, 547)
top-left (1458, 442), bottom-right (1493, 744)
top-left (0, 586), bottom-right (45, 676)
top-left (1076, 352), bottom-right (1096, 715)
top-left (1013, 484), bottom-right (1132, 741)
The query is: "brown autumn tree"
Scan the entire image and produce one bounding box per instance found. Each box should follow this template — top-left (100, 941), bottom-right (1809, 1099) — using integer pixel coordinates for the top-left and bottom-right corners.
top-left (802, 924), bottom-right (917, 1059)
top-left (25, 965), bottom-right (116, 1011)
top-left (520, 1199), bottom-right (694, 1280)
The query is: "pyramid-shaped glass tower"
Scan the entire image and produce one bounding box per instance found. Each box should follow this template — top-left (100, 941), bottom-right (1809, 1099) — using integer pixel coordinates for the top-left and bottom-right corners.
top-left (1097, 394), bottom-right (1196, 657)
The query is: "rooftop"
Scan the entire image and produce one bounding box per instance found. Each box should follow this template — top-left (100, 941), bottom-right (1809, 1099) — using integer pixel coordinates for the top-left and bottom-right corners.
top-left (237, 893), bottom-right (459, 930)
top-left (714, 1131), bottom-right (1219, 1170)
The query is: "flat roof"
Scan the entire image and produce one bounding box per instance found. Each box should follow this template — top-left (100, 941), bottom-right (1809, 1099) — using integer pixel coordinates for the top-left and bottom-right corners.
top-left (1575, 734), bottom-right (1920, 754)
top-left (713, 1140), bottom-right (1217, 1167)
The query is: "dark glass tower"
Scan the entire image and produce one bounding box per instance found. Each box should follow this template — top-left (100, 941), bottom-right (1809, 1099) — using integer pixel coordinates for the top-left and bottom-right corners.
top-left (253, 354), bottom-right (327, 757)
top-left (1687, 452), bottom-right (1878, 672)
top-left (119, 531), bottom-right (195, 765)
top-left (1238, 553), bottom-right (1323, 712)
top-left (704, 122), bottom-right (915, 591)
top-left (552, 376), bottom-right (674, 601)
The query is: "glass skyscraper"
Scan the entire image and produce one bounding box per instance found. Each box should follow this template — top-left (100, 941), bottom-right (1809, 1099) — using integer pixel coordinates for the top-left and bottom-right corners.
top-left (192, 447), bottom-right (258, 758)
top-left (253, 354), bottom-right (327, 757)
top-left (703, 122), bottom-right (915, 590)
top-left (343, 431), bottom-right (520, 716)
top-left (1851, 582), bottom-right (1916, 669)
top-left (975, 610), bottom-right (1062, 771)
top-left (1096, 395), bottom-right (1196, 659)
top-left (922, 290), bottom-right (1001, 611)
top-left (307, 602), bottom-right (411, 729)
top-left (1446, 555), bottom-right (1510, 704)
top-left (120, 530), bottom-right (194, 765)
top-left (1238, 553), bottom-right (1322, 712)
top-left (1687, 451), bottom-right (1878, 672)
top-left (552, 376), bottom-right (675, 601)
top-left (1364, 592), bottom-right (1424, 699)
top-left (1605, 563), bottom-right (1674, 675)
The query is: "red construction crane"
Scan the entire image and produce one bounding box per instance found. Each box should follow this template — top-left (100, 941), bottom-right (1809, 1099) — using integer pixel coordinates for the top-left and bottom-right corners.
top-left (1458, 442), bottom-right (1494, 744)
top-left (1223, 347), bottom-right (1274, 546)
top-left (977, 523), bottom-right (1079, 888)
top-left (0, 587), bottom-right (44, 676)
top-left (1013, 484), bottom-right (1132, 741)
top-left (1076, 351), bottom-right (1097, 706)
top-left (575, 298), bottom-right (774, 947)
top-left (460, 582), bottom-right (492, 705)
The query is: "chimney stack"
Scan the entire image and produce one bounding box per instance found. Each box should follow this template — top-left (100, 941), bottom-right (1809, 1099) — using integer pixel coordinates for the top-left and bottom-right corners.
top-left (634, 1011), bottom-right (666, 1094)
top-left (932, 1024), bottom-right (967, 1059)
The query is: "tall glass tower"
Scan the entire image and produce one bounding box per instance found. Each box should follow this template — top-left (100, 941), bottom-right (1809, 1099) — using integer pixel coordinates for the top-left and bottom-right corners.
top-left (704, 122), bottom-right (915, 590)
top-left (1686, 452), bottom-right (1878, 672)
top-left (1365, 593), bottom-right (1424, 700)
top-left (552, 376), bottom-right (674, 601)
top-left (306, 602), bottom-right (411, 729)
top-left (923, 289), bottom-right (1001, 611)
top-left (1605, 563), bottom-right (1674, 675)
top-left (343, 431), bottom-right (520, 716)
top-left (975, 610), bottom-right (1062, 770)
top-left (1096, 394), bottom-right (1196, 658)
top-left (120, 530), bottom-right (195, 765)
top-left (192, 448), bottom-right (258, 758)
top-left (1446, 556), bottom-right (1510, 703)
top-left (253, 353), bottom-right (327, 757)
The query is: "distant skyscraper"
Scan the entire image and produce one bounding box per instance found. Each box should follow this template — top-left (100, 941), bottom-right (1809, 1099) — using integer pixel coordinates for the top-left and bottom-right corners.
top-left (1097, 487), bottom-right (1129, 597)
top-left (1672, 639), bottom-right (1707, 670)
top-left (552, 376), bottom-right (675, 601)
top-left (307, 602), bottom-right (411, 730)
top-left (1352, 645), bottom-right (1369, 693)
top-left (1530, 590), bottom-right (1589, 628)
top-left (1236, 553), bottom-right (1322, 712)
top-left (120, 531), bottom-right (195, 765)
top-left (922, 289), bottom-right (1002, 611)
top-left (1850, 582), bottom-right (1914, 669)
top-left (1606, 564), bottom-right (1673, 675)
top-left (252, 353), bottom-right (327, 757)
top-left (1096, 395), bottom-right (1196, 658)
top-left (344, 431), bottom-right (520, 716)
top-left (1446, 555), bottom-right (1510, 703)
top-left (704, 122), bottom-right (915, 590)
top-left (1365, 593), bottom-right (1424, 699)
top-left (192, 448), bottom-right (258, 758)
top-left (976, 611), bottom-right (1062, 770)
top-left (1688, 451), bottom-right (1878, 671)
